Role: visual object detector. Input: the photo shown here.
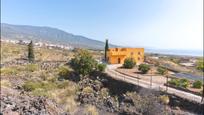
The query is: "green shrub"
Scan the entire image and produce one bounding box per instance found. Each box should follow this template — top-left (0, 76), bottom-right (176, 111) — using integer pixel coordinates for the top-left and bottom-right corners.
top-left (193, 80), bottom-right (203, 89)
top-left (168, 78), bottom-right (190, 88)
top-left (123, 58), bottom-right (136, 69)
top-left (196, 59), bottom-right (204, 71)
top-left (157, 67), bottom-right (167, 75)
top-left (168, 79), bottom-right (179, 87)
top-left (179, 78), bottom-right (189, 88)
top-left (138, 64), bottom-right (150, 74)
top-left (70, 49), bottom-right (97, 76)
top-left (58, 66), bottom-right (70, 77)
top-left (97, 64), bottom-right (106, 72)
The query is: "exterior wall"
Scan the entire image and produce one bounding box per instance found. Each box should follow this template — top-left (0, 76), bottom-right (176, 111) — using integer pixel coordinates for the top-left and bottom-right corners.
top-left (107, 48), bottom-right (144, 64)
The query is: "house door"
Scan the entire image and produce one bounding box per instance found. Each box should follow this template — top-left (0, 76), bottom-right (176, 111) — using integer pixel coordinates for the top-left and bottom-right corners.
top-left (118, 58), bottom-right (121, 64)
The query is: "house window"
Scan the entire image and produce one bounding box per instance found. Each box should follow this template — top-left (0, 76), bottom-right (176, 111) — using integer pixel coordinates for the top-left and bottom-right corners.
top-left (138, 52), bottom-right (141, 55)
top-left (121, 48), bottom-right (126, 51)
top-left (131, 52), bottom-right (134, 55)
top-left (138, 57), bottom-right (140, 61)
top-left (116, 48), bottom-right (118, 51)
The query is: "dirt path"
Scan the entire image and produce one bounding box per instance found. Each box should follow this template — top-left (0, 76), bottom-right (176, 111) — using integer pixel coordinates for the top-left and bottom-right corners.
top-left (106, 64), bottom-right (203, 104)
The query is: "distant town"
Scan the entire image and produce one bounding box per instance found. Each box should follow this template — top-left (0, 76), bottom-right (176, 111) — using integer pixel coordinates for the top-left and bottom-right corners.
top-left (1, 39), bottom-right (74, 50)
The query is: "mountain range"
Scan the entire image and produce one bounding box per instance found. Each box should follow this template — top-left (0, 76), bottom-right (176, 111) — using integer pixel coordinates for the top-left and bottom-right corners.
top-left (1, 23), bottom-right (117, 49)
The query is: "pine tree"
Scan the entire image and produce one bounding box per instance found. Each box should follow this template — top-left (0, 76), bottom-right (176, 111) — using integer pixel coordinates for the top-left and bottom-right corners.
top-left (28, 41), bottom-right (34, 63)
top-left (104, 39), bottom-right (109, 62)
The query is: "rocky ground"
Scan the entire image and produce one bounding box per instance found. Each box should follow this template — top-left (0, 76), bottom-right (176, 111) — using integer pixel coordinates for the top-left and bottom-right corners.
top-left (1, 60), bottom-right (203, 115)
top-left (1, 42), bottom-right (203, 115)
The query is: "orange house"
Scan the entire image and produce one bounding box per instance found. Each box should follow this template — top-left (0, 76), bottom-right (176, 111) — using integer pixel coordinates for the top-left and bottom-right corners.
top-left (107, 48), bottom-right (144, 64)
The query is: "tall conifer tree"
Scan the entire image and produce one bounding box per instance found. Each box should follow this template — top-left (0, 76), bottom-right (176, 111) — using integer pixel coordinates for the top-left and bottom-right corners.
top-left (28, 41), bottom-right (34, 62)
top-left (104, 39), bottom-right (109, 62)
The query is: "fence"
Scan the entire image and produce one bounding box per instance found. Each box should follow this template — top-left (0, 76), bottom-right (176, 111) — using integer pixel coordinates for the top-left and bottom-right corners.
top-left (105, 68), bottom-right (203, 103)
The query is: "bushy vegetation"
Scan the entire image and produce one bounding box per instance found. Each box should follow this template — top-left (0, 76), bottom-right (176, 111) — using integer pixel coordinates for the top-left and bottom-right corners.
top-left (168, 78), bottom-right (190, 88)
top-left (196, 58), bottom-right (204, 71)
top-left (192, 80), bottom-right (203, 89)
top-left (138, 64), bottom-right (150, 74)
top-left (157, 66), bottom-right (167, 75)
top-left (168, 79), bottom-right (179, 86)
top-left (58, 66), bottom-right (70, 77)
top-left (97, 63), bottom-right (106, 72)
top-left (70, 49), bottom-right (97, 76)
top-left (2, 42), bottom-right (204, 115)
top-left (179, 79), bottom-right (190, 88)
top-left (123, 58), bottom-right (136, 69)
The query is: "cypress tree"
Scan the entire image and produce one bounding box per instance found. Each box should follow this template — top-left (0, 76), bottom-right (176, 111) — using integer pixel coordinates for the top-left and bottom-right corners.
top-left (28, 41), bottom-right (34, 63)
top-left (104, 39), bottom-right (109, 62)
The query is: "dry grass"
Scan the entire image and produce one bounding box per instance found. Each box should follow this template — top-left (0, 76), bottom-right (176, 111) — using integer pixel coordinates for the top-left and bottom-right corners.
top-left (0, 64), bottom-right (39, 76)
top-left (64, 96), bottom-right (78, 113)
top-left (1, 67), bottom-right (19, 76)
top-left (1, 42), bottom-right (73, 62)
top-left (49, 81), bottom-right (79, 113)
top-left (50, 90), bottom-right (78, 114)
top-left (82, 86), bottom-right (94, 94)
top-left (84, 105), bottom-right (99, 115)
top-left (1, 42), bottom-right (104, 114)
top-left (100, 88), bottom-right (109, 98)
top-left (1, 80), bottom-right (12, 88)
top-left (159, 95), bottom-right (170, 105)
top-left (1, 42), bottom-right (27, 63)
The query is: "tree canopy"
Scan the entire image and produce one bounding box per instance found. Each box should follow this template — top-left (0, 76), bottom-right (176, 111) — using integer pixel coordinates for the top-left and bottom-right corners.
top-left (70, 49), bottom-right (97, 76)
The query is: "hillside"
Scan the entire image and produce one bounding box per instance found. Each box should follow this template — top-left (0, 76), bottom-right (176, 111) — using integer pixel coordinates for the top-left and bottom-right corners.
top-left (1, 23), bottom-right (116, 49)
top-left (1, 42), bottom-right (203, 115)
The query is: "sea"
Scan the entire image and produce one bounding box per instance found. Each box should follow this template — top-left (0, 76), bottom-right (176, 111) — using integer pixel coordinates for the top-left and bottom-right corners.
top-left (146, 49), bottom-right (203, 57)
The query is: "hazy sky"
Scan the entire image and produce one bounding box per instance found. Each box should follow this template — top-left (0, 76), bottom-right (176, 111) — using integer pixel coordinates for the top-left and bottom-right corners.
top-left (1, 0), bottom-right (203, 50)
